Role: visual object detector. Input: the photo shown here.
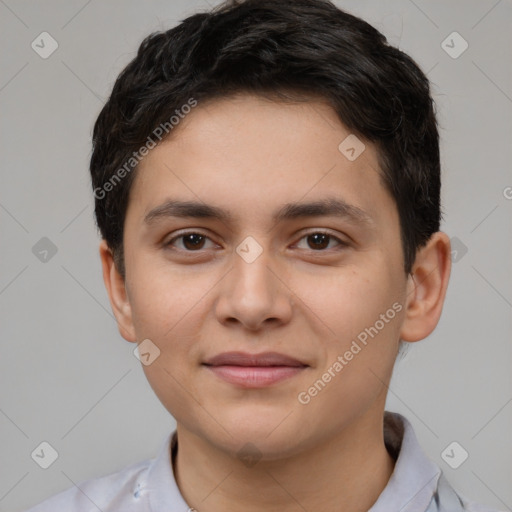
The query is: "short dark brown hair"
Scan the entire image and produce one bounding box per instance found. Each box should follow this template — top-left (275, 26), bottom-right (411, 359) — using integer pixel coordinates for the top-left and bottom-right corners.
top-left (90, 0), bottom-right (441, 279)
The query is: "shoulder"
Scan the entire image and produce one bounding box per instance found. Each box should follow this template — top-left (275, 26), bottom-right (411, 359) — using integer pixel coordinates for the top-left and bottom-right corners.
top-left (381, 413), bottom-right (503, 512)
top-left (24, 458), bottom-right (151, 512)
top-left (435, 472), bottom-right (504, 512)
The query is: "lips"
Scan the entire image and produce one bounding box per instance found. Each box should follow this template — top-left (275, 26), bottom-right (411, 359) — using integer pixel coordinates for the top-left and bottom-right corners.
top-left (204, 351), bottom-right (306, 367)
top-left (203, 351), bottom-right (308, 388)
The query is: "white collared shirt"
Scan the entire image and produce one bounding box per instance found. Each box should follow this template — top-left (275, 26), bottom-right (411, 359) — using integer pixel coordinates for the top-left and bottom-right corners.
top-left (25, 411), bottom-right (501, 512)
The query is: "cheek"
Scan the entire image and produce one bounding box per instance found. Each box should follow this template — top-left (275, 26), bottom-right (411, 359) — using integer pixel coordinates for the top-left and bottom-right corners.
top-left (131, 271), bottom-right (212, 416)
top-left (127, 263), bottom-right (216, 399)
top-left (128, 259), bottom-right (214, 343)
top-left (292, 259), bottom-right (405, 414)
top-left (294, 263), bottom-right (401, 348)
top-left (293, 268), bottom-right (403, 434)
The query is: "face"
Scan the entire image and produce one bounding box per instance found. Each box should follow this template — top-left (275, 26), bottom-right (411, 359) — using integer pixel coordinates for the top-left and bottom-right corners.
top-left (113, 94), bottom-right (412, 458)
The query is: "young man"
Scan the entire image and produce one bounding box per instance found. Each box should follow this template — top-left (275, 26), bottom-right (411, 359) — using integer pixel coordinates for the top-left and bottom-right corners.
top-left (26, 0), bottom-right (501, 511)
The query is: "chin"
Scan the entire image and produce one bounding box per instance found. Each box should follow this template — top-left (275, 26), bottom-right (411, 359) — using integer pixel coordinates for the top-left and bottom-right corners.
top-left (210, 407), bottom-right (311, 457)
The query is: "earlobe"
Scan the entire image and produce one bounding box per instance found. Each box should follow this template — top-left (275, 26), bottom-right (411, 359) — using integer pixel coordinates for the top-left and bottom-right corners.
top-left (399, 232), bottom-right (452, 343)
top-left (99, 240), bottom-right (137, 343)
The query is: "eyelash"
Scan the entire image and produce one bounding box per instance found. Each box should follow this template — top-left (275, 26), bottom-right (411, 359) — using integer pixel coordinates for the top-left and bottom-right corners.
top-left (164, 230), bottom-right (348, 253)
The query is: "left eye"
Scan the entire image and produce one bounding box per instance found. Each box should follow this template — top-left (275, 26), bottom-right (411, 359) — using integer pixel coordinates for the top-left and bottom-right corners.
top-left (295, 232), bottom-right (345, 251)
top-left (167, 233), bottom-right (216, 251)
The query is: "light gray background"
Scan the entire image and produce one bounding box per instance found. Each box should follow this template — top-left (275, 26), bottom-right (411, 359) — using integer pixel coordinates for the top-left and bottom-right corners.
top-left (0, 1), bottom-right (511, 511)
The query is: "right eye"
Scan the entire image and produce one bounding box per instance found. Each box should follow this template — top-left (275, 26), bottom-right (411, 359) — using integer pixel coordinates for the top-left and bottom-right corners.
top-left (165, 231), bottom-right (217, 251)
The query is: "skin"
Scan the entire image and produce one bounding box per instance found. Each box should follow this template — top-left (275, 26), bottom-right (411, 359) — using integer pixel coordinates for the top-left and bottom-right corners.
top-left (100, 93), bottom-right (451, 512)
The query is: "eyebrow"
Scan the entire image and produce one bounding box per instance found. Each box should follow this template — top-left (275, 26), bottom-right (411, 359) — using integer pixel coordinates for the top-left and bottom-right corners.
top-left (143, 197), bottom-right (374, 227)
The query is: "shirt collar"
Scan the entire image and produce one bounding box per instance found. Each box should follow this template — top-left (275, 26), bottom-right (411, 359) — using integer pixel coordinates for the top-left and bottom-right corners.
top-left (142, 411), bottom-right (441, 512)
top-left (143, 429), bottom-right (190, 511)
top-left (369, 411), bottom-right (441, 511)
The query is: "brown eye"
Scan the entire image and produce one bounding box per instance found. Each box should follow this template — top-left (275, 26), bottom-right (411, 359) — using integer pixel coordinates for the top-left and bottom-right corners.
top-left (166, 232), bottom-right (215, 251)
top-left (295, 231), bottom-right (346, 251)
top-left (182, 233), bottom-right (206, 250)
top-left (307, 233), bottom-right (330, 250)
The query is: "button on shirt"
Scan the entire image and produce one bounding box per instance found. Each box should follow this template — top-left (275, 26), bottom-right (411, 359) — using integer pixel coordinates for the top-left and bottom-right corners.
top-left (25, 411), bottom-right (502, 512)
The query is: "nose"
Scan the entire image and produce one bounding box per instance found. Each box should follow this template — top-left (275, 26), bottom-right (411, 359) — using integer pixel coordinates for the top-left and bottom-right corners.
top-left (213, 242), bottom-right (293, 332)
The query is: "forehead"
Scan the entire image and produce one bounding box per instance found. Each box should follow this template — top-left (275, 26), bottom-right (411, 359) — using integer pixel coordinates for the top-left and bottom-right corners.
top-left (127, 94), bottom-right (396, 229)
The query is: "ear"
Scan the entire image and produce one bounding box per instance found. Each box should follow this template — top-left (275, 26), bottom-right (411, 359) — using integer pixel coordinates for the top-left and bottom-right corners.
top-left (99, 239), bottom-right (137, 343)
top-left (400, 231), bottom-right (452, 342)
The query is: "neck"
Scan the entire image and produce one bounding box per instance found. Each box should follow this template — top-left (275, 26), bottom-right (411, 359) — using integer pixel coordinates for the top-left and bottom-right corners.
top-left (173, 406), bottom-right (396, 512)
